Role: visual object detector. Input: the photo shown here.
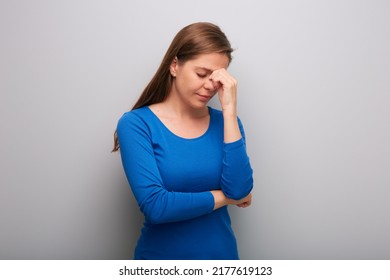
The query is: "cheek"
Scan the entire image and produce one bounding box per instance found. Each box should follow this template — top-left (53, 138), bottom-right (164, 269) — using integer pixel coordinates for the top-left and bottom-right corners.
top-left (176, 70), bottom-right (205, 93)
top-left (184, 75), bottom-right (204, 91)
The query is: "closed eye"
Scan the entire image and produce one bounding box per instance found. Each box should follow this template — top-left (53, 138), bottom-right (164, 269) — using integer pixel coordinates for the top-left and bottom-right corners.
top-left (196, 73), bottom-right (207, 78)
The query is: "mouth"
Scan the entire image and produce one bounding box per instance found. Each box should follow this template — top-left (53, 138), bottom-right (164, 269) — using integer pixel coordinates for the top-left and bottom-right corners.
top-left (196, 93), bottom-right (212, 101)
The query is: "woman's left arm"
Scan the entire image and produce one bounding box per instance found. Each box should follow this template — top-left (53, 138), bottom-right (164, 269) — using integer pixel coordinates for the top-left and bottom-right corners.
top-left (209, 69), bottom-right (241, 143)
top-left (210, 69), bottom-right (254, 200)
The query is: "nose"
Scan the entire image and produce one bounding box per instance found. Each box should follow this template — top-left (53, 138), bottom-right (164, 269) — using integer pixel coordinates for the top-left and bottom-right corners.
top-left (204, 78), bottom-right (218, 92)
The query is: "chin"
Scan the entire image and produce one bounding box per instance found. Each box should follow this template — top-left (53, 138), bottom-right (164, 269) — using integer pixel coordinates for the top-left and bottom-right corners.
top-left (191, 101), bottom-right (209, 110)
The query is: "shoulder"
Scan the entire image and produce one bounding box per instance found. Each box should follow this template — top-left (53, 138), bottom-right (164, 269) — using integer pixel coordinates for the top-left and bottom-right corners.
top-left (208, 106), bottom-right (223, 121)
top-left (208, 106), bottom-right (221, 115)
top-left (208, 106), bottom-right (247, 138)
top-left (118, 106), bottom-right (151, 124)
top-left (117, 107), bottom-right (153, 136)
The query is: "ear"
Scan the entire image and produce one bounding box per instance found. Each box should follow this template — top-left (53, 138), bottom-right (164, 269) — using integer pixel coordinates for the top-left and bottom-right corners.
top-left (170, 57), bottom-right (178, 77)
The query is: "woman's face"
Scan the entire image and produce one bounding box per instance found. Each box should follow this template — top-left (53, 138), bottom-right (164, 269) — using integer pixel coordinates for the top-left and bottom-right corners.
top-left (170, 53), bottom-right (229, 110)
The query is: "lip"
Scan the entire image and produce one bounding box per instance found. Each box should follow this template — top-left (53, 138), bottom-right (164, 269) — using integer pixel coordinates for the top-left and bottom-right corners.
top-left (196, 93), bottom-right (211, 101)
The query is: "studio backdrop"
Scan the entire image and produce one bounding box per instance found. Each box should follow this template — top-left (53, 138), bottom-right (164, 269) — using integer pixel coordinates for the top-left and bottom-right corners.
top-left (1, 0), bottom-right (389, 259)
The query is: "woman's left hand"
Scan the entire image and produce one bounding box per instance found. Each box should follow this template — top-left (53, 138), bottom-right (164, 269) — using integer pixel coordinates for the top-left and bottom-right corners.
top-left (209, 69), bottom-right (237, 115)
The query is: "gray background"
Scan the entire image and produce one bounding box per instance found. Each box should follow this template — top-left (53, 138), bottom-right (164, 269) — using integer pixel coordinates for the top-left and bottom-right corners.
top-left (1, 0), bottom-right (389, 259)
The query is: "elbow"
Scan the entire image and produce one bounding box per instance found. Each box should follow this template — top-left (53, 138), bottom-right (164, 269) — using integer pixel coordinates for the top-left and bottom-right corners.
top-left (139, 194), bottom-right (172, 225)
top-left (226, 186), bottom-right (253, 200)
top-left (223, 177), bottom-right (254, 200)
top-left (141, 205), bottom-right (169, 224)
top-left (145, 213), bottom-right (166, 225)
top-left (221, 161), bottom-right (254, 200)
top-left (135, 188), bottom-right (168, 224)
top-left (221, 165), bottom-right (254, 200)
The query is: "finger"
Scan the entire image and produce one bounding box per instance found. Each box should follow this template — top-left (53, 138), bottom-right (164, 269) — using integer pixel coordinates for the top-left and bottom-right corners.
top-left (210, 79), bottom-right (222, 91)
top-left (219, 70), bottom-right (235, 82)
top-left (209, 69), bottom-right (233, 86)
top-left (237, 203), bottom-right (249, 208)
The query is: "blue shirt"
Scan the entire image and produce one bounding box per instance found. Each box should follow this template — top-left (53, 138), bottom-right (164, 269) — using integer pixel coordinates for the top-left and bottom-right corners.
top-left (117, 106), bottom-right (253, 259)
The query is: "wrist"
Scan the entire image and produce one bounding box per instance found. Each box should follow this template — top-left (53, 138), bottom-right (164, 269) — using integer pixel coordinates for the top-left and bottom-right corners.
top-left (222, 107), bottom-right (237, 118)
top-left (223, 110), bottom-right (241, 143)
top-left (211, 190), bottom-right (229, 210)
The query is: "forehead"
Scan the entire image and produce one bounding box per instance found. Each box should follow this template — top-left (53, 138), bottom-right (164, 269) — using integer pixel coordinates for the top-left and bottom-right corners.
top-left (185, 53), bottom-right (229, 71)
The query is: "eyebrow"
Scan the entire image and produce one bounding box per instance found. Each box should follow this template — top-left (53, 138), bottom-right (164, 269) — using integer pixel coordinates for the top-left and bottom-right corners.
top-left (194, 67), bottom-right (213, 73)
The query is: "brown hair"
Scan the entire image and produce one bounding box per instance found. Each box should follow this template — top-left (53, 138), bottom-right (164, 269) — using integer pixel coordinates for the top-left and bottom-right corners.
top-left (112, 22), bottom-right (233, 152)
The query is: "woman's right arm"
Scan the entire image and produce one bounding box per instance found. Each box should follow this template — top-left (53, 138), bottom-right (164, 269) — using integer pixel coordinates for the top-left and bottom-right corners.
top-left (117, 112), bottom-right (242, 224)
top-left (211, 190), bottom-right (252, 210)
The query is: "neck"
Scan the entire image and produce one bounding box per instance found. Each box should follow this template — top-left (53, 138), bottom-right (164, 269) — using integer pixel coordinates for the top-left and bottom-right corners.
top-left (163, 88), bottom-right (209, 119)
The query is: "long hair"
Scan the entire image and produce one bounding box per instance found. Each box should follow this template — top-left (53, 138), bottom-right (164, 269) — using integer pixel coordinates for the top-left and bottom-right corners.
top-left (112, 22), bottom-right (233, 152)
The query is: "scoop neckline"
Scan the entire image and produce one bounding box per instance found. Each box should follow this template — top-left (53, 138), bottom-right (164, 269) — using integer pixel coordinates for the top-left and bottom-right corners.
top-left (145, 106), bottom-right (213, 141)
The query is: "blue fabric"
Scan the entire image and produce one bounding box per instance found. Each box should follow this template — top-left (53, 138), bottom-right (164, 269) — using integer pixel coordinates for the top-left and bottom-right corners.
top-left (117, 106), bottom-right (253, 260)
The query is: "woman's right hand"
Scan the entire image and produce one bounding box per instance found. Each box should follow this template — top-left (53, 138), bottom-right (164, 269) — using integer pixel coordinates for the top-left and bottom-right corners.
top-left (211, 190), bottom-right (252, 210)
top-left (229, 193), bottom-right (252, 208)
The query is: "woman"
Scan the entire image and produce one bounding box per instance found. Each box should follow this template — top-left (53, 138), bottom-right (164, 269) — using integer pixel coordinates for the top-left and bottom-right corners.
top-left (113, 22), bottom-right (253, 260)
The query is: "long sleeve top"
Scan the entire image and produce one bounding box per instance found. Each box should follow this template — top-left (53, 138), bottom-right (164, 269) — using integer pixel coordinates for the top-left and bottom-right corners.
top-left (117, 106), bottom-right (253, 259)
